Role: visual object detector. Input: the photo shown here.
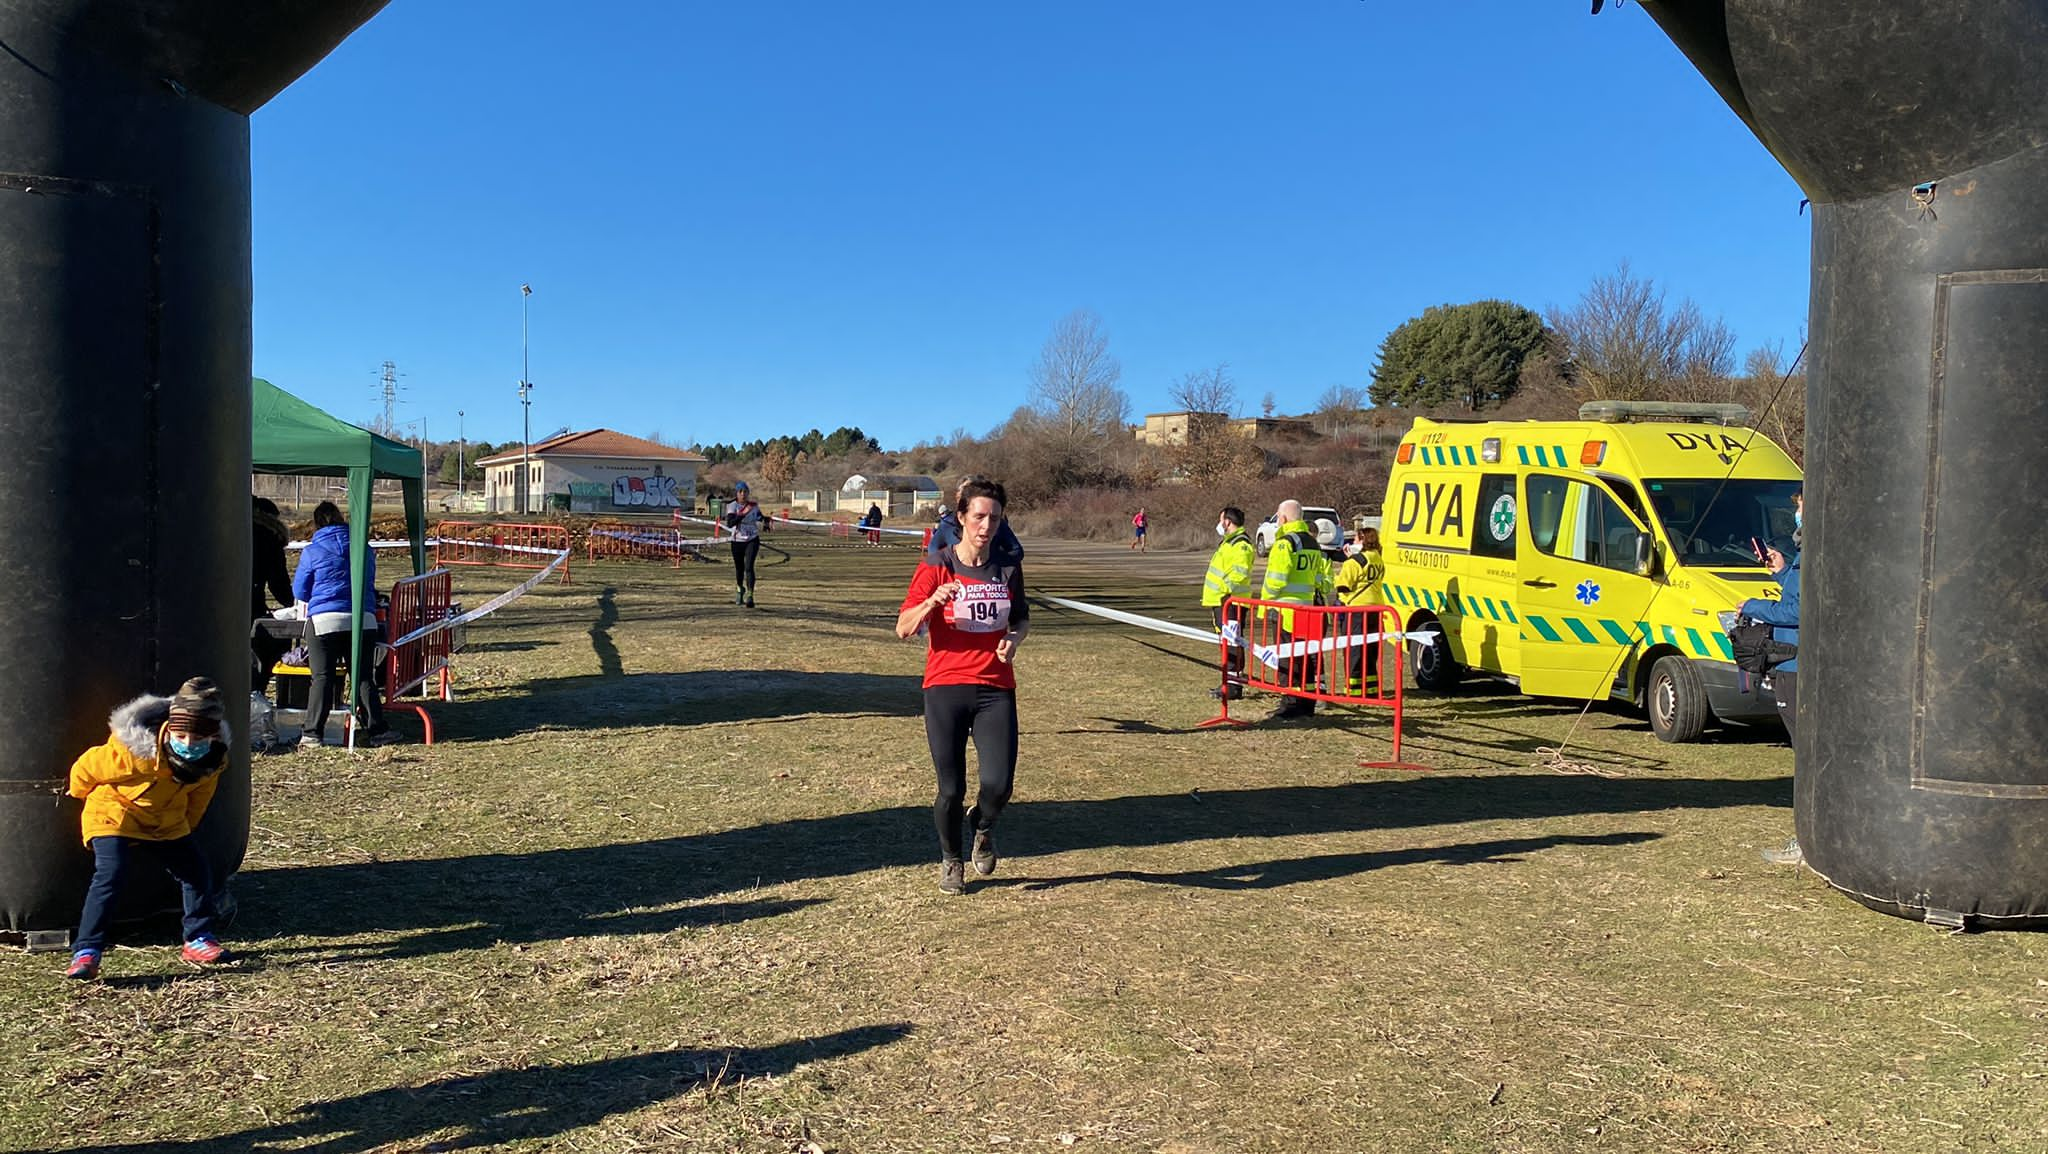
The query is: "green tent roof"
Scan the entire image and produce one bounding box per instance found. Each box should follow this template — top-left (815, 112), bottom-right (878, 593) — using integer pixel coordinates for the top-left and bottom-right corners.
top-left (253, 377), bottom-right (425, 479)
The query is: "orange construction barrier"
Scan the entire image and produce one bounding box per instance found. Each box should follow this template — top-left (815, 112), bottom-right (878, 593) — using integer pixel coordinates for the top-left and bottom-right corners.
top-left (586, 521), bottom-right (685, 567)
top-left (382, 568), bottom-right (456, 744)
top-left (1199, 597), bottom-right (1427, 770)
top-left (435, 521), bottom-right (571, 584)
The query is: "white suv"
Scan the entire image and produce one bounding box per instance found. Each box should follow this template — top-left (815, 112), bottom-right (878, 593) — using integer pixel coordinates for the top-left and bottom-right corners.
top-left (1255, 506), bottom-right (1343, 556)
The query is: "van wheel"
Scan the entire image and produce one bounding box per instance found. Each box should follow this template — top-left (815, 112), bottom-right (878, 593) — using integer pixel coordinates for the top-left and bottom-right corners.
top-left (1647, 655), bottom-right (1708, 743)
top-left (1410, 617), bottom-right (1463, 692)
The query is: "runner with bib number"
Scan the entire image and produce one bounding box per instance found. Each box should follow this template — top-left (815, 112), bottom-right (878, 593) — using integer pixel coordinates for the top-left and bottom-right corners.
top-left (896, 477), bottom-right (1028, 896)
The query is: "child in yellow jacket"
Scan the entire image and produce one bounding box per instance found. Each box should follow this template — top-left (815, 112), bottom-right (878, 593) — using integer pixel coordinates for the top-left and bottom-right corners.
top-left (65, 677), bottom-right (235, 980)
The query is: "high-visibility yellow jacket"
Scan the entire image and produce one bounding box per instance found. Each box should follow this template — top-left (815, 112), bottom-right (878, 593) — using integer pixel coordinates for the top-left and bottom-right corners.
top-left (1260, 520), bottom-right (1333, 631)
top-left (1202, 529), bottom-right (1257, 608)
top-left (1335, 550), bottom-right (1386, 608)
top-left (67, 695), bottom-right (226, 846)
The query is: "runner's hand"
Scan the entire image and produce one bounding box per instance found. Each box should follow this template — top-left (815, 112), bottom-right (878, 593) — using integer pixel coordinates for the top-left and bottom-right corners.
top-left (930, 581), bottom-right (965, 607)
top-left (997, 632), bottom-right (1019, 663)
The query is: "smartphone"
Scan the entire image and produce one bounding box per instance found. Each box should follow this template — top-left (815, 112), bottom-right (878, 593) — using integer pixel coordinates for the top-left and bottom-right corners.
top-left (1750, 537), bottom-right (1765, 563)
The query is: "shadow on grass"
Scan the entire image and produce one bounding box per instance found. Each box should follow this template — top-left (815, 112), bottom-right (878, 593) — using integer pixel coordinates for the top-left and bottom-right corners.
top-left (989, 831), bottom-right (1660, 892)
top-left (460, 639), bottom-right (560, 653)
top-left (1056, 716), bottom-right (1182, 735)
top-left (239, 775), bottom-right (1784, 962)
top-left (590, 585), bottom-right (622, 678)
top-left (45, 1022), bottom-right (912, 1154)
top-left (437, 669), bottom-right (923, 740)
top-left (252, 897), bottom-right (827, 965)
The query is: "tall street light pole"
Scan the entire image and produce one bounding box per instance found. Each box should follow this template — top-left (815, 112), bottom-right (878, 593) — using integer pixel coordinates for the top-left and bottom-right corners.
top-left (519, 283), bottom-right (533, 514)
top-left (457, 409), bottom-right (465, 500)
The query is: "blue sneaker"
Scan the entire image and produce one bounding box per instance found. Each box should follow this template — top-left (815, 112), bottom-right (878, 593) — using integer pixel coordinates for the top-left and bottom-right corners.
top-left (66, 950), bottom-right (101, 980)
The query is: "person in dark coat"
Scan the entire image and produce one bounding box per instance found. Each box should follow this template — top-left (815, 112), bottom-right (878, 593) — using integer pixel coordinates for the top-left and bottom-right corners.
top-left (927, 476), bottom-right (1022, 563)
top-left (251, 497), bottom-right (295, 695)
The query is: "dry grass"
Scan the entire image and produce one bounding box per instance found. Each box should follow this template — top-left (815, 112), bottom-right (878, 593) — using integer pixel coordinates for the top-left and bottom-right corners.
top-left (3, 536), bottom-right (2043, 1153)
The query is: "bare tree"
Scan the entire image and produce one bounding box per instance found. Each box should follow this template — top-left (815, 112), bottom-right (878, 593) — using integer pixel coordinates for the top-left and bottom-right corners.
top-left (1169, 362), bottom-right (1236, 417)
top-left (1548, 261), bottom-right (1738, 401)
top-left (1030, 308), bottom-right (1128, 439)
top-left (1161, 363), bottom-right (1260, 486)
top-left (1015, 309), bottom-right (1132, 495)
top-left (1261, 391), bottom-right (1277, 418)
top-left (1732, 336), bottom-right (1808, 465)
top-left (1314, 383), bottom-right (1366, 435)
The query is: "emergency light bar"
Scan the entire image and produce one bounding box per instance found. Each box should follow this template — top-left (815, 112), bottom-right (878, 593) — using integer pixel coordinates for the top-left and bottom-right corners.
top-left (1577, 401), bottom-right (1751, 426)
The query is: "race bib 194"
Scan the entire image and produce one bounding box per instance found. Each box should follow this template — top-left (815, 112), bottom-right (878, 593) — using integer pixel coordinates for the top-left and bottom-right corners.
top-left (950, 581), bottom-right (1012, 633)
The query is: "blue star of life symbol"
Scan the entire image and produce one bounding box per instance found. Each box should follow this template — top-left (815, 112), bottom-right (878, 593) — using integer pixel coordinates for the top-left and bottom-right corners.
top-left (1575, 580), bottom-right (1601, 606)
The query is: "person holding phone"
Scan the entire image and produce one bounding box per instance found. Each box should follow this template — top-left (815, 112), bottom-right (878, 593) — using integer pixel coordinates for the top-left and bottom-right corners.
top-left (896, 478), bottom-right (1028, 895)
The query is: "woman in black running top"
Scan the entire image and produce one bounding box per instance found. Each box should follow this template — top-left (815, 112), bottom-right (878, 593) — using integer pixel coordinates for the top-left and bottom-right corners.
top-left (896, 478), bottom-right (1028, 895)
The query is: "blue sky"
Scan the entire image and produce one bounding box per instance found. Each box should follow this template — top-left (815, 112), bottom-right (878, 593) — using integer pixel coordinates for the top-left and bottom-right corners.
top-left (252, 1), bottom-right (1810, 452)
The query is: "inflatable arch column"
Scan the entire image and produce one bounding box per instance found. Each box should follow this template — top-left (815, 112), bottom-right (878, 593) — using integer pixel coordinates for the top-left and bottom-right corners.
top-left (1640, 1), bottom-right (2048, 926)
top-left (0, 1), bottom-right (389, 935)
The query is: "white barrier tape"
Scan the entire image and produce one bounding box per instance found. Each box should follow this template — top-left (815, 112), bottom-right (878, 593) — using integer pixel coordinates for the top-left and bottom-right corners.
top-left (1252, 630), bottom-right (1436, 669)
top-left (675, 512), bottom-right (925, 540)
top-left (288, 538), bottom-right (419, 551)
top-left (775, 514), bottom-right (926, 537)
top-left (589, 528), bottom-right (687, 545)
top-left (1037, 596), bottom-right (1226, 646)
top-left (384, 548), bottom-right (570, 649)
top-left (1038, 594), bottom-right (1439, 669)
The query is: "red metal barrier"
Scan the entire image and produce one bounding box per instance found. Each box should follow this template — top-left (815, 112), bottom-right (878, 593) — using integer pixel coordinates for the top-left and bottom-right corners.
top-left (435, 521), bottom-right (571, 584)
top-left (1198, 598), bottom-right (1427, 770)
top-left (586, 521), bottom-right (685, 567)
top-left (383, 568), bottom-right (456, 744)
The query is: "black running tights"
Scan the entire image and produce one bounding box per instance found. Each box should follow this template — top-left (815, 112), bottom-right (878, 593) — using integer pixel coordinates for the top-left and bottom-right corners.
top-left (731, 538), bottom-right (760, 594)
top-left (924, 684), bottom-right (1018, 860)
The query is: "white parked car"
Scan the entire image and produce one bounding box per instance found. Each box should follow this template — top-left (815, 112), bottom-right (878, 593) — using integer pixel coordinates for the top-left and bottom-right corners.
top-left (1255, 506), bottom-right (1343, 556)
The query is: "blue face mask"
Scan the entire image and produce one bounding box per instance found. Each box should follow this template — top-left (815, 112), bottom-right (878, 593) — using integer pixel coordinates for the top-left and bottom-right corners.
top-left (167, 735), bottom-right (212, 762)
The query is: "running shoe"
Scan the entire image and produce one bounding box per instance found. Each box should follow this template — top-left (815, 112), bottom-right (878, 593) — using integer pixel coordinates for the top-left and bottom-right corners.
top-left (970, 828), bottom-right (997, 877)
top-left (1760, 837), bottom-right (1804, 867)
top-left (65, 950), bottom-right (100, 981)
top-left (180, 937), bottom-right (234, 966)
top-left (938, 859), bottom-right (966, 895)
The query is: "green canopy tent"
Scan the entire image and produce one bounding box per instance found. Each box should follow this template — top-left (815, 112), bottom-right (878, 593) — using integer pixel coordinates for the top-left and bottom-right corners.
top-left (251, 378), bottom-right (428, 741)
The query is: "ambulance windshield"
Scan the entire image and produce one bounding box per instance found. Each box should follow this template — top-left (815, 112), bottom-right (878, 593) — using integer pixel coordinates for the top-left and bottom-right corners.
top-left (1643, 478), bottom-right (1803, 567)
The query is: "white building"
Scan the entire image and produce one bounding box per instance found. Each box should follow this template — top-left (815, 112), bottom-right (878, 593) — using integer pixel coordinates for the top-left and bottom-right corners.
top-left (477, 429), bottom-right (708, 515)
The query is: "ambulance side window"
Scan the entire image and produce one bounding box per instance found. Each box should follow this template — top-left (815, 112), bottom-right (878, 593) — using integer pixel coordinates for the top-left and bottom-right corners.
top-left (1529, 476), bottom-right (1644, 574)
top-left (1597, 475), bottom-right (1649, 527)
top-left (1525, 475), bottom-right (1569, 553)
top-left (1473, 474), bottom-right (1517, 559)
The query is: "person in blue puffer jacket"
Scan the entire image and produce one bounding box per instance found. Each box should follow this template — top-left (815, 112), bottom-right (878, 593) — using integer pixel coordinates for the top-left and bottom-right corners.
top-left (290, 501), bottom-right (392, 747)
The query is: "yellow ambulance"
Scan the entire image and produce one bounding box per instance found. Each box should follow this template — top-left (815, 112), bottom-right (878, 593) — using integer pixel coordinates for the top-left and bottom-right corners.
top-left (1379, 402), bottom-right (1801, 742)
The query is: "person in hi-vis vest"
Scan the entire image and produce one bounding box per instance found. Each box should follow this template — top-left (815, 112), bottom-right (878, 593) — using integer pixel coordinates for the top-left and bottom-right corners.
top-left (1201, 506), bottom-right (1257, 699)
top-left (1259, 500), bottom-right (1334, 719)
top-left (1334, 527), bottom-right (1387, 697)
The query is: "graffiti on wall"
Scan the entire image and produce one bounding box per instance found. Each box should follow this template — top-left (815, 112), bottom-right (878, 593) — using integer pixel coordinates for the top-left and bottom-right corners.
top-left (612, 472), bottom-right (684, 508)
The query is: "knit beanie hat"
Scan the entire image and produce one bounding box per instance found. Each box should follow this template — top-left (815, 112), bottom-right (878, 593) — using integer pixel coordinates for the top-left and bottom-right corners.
top-left (168, 677), bottom-right (225, 735)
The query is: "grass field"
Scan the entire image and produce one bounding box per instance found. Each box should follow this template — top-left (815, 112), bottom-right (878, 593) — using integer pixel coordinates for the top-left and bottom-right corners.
top-left (3, 535), bottom-right (2043, 1153)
